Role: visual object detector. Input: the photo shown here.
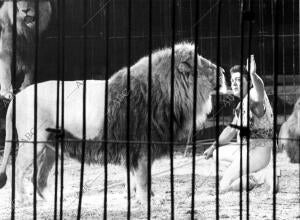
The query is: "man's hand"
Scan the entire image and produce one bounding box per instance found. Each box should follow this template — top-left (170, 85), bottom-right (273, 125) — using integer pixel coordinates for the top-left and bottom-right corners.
top-left (246, 54), bottom-right (256, 75)
top-left (203, 145), bottom-right (215, 160)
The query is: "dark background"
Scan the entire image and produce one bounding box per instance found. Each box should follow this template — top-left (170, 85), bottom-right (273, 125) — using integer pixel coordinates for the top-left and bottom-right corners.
top-left (37, 0), bottom-right (299, 84)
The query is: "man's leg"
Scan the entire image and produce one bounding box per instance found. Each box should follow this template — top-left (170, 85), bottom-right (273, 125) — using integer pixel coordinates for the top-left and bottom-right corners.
top-left (212, 142), bottom-right (240, 174)
top-left (219, 143), bottom-right (272, 193)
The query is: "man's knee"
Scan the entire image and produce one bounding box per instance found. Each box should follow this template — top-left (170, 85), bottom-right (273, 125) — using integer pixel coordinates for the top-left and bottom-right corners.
top-left (212, 148), bottom-right (227, 161)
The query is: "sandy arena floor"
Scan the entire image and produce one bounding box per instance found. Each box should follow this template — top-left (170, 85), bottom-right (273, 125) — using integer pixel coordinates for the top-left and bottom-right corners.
top-left (0, 152), bottom-right (299, 219)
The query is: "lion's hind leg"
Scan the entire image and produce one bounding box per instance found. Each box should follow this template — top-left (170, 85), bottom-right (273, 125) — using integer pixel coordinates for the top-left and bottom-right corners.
top-left (15, 142), bottom-right (46, 205)
top-left (35, 146), bottom-right (55, 200)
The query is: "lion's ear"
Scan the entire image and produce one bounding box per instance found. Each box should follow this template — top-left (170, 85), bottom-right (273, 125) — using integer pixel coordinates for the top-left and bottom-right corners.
top-left (178, 61), bottom-right (192, 74)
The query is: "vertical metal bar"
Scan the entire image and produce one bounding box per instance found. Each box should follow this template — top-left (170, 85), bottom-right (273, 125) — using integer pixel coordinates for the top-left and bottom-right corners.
top-left (239, 1), bottom-right (245, 219)
top-left (147, 0), bottom-right (153, 218)
top-left (292, 0), bottom-right (296, 102)
top-left (245, 1), bottom-right (253, 219)
top-left (54, 0), bottom-right (64, 217)
top-left (272, 0), bottom-right (280, 219)
top-left (258, 0), bottom-right (264, 83)
top-left (126, 0), bottom-right (132, 218)
top-left (33, 0), bottom-right (40, 218)
top-left (215, 1), bottom-right (222, 219)
top-left (104, 1), bottom-right (110, 219)
top-left (77, 0), bottom-right (88, 217)
top-left (170, 0), bottom-right (176, 219)
top-left (191, 0), bottom-right (199, 218)
top-left (59, 0), bottom-right (66, 217)
top-left (261, 0), bottom-right (266, 83)
top-left (53, 15), bottom-right (61, 220)
top-left (282, 0), bottom-right (286, 120)
top-left (54, 1), bottom-right (61, 218)
top-left (11, 0), bottom-right (17, 218)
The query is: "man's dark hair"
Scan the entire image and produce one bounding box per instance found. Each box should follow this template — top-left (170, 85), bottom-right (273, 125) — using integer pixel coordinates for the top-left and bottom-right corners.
top-left (229, 65), bottom-right (249, 78)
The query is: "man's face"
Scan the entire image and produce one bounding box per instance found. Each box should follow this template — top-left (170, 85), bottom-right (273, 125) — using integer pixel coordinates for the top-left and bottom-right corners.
top-left (231, 72), bottom-right (248, 97)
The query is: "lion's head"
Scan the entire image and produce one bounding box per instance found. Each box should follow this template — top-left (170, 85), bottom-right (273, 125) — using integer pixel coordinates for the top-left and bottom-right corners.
top-left (146, 42), bottom-right (227, 97)
top-left (173, 43), bottom-right (226, 91)
top-left (146, 42), bottom-right (227, 126)
top-left (172, 43), bottom-right (227, 128)
top-left (0, 0), bottom-right (52, 38)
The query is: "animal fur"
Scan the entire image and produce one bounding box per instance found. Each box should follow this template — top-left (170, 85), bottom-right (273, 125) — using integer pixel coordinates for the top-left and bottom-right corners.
top-left (278, 97), bottom-right (300, 163)
top-left (0, 42), bottom-right (227, 204)
top-left (0, 0), bottom-right (52, 99)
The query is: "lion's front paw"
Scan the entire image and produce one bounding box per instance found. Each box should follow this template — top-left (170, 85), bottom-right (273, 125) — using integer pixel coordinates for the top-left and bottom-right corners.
top-left (135, 188), bottom-right (154, 205)
top-left (37, 187), bottom-right (53, 202)
top-left (15, 194), bottom-right (32, 207)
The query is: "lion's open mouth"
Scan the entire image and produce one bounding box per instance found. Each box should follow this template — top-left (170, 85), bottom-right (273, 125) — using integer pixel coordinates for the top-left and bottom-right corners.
top-left (24, 15), bottom-right (35, 24)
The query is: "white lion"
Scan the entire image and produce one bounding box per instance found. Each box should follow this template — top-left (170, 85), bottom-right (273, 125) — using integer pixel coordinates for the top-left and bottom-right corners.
top-left (0, 42), bottom-right (227, 204)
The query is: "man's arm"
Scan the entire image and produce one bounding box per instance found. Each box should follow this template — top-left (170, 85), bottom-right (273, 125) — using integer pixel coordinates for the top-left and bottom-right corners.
top-left (247, 55), bottom-right (266, 117)
top-left (203, 118), bottom-right (238, 159)
top-left (210, 124), bottom-right (238, 150)
top-left (247, 55), bottom-right (265, 103)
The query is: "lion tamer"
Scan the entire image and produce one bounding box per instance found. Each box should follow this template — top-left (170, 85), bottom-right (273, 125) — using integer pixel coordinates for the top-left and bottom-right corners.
top-left (0, 42), bottom-right (227, 204)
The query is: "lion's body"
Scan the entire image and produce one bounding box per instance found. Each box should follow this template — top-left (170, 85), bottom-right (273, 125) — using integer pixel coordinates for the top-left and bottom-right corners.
top-left (279, 98), bottom-right (300, 163)
top-left (0, 42), bottom-right (226, 204)
top-left (10, 80), bottom-right (106, 141)
top-left (0, 1), bottom-right (52, 99)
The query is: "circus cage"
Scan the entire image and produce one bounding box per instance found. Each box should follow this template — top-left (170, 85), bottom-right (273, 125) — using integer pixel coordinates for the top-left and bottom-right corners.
top-left (0, 0), bottom-right (299, 219)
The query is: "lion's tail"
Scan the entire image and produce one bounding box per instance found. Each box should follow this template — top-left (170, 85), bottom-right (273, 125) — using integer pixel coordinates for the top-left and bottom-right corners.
top-left (0, 102), bottom-right (14, 188)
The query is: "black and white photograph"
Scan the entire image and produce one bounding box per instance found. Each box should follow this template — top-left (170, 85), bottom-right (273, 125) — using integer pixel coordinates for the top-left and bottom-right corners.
top-left (0, 0), bottom-right (299, 219)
